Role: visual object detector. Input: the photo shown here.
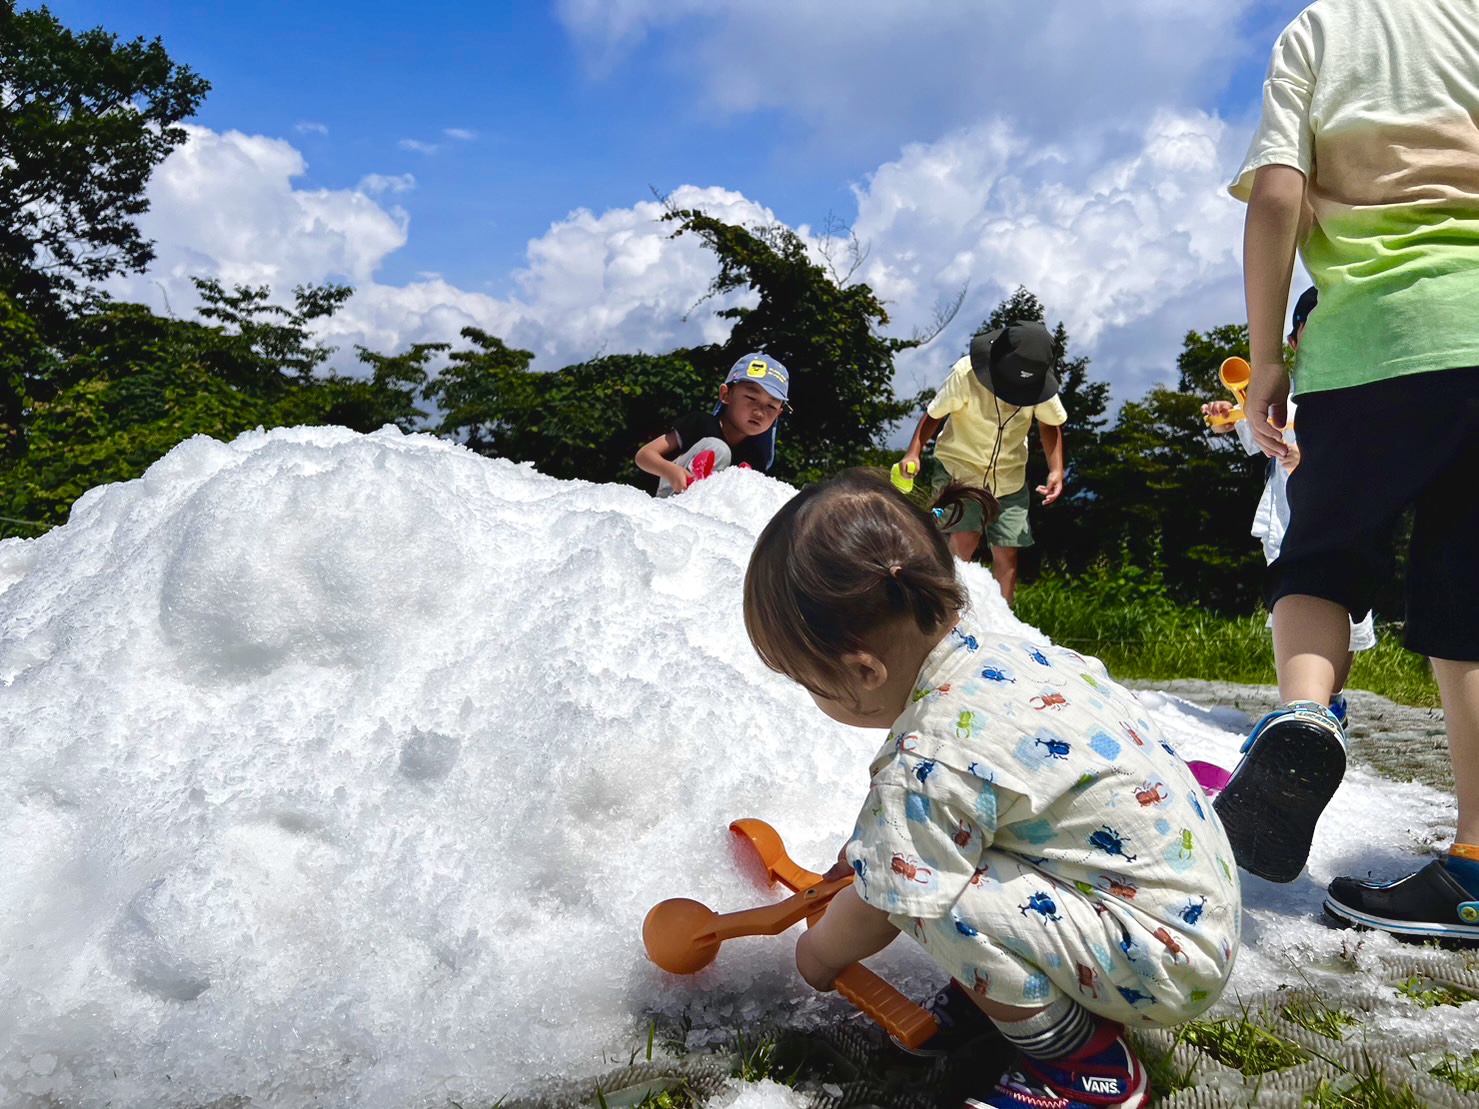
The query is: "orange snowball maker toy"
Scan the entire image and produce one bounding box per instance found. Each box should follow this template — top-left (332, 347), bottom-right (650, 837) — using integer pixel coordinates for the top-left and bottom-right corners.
top-left (642, 819), bottom-right (939, 1050)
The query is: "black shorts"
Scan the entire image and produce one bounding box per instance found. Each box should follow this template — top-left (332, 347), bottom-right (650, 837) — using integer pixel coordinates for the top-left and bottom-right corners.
top-left (1266, 365), bottom-right (1479, 660)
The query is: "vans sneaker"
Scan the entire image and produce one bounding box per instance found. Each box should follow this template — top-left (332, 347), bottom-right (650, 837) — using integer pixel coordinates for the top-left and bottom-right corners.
top-left (964, 1024), bottom-right (1149, 1108)
top-left (1324, 861), bottom-right (1479, 943)
top-left (1212, 700), bottom-right (1346, 883)
top-left (890, 978), bottom-right (1001, 1058)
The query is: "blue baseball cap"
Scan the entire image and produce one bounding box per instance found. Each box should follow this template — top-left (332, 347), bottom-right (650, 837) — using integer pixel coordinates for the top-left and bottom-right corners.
top-left (723, 352), bottom-right (790, 404)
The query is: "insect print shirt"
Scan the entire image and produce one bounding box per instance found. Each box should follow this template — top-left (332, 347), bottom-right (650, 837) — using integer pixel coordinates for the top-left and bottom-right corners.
top-left (844, 617), bottom-right (1240, 960)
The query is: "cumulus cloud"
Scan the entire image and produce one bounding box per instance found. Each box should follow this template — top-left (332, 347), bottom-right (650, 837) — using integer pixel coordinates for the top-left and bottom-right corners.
top-left (555, 0), bottom-right (1270, 155)
top-left (398, 138), bottom-right (440, 155)
top-left (442, 128), bottom-right (477, 141)
top-left (107, 127), bottom-right (408, 299)
top-left (294, 121), bottom-right (329, 135)
top-left (853, 111), bottom-right (1251, 401)
top-left (110, 114), bottom-right (1257, 413)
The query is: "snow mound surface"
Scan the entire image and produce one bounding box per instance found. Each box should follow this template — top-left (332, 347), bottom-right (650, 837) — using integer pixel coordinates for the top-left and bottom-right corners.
top-left (0, 427), bottom-right (1469, 1106)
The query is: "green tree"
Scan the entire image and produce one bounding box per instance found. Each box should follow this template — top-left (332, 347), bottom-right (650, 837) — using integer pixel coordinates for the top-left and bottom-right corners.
top-left (0, 1), bottom-right (209, 324)
top-left (664, 207), bottom-right (930, 483)
top-left (427, 329), bottom-right (710, 484)
top-left (0, 283), bottom-right (428, 531)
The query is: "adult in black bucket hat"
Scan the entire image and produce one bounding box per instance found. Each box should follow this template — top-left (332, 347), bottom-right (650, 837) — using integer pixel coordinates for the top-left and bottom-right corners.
top-left (895, 319), bottom-right (1068, 606)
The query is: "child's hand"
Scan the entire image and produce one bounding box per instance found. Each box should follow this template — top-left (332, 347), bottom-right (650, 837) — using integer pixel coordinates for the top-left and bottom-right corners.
top-left (1282, 442), bottom-right (1301, 473)
top-left (666, 463), bottom-right (691, 494)
top-left (1201, 400), bottom-right (1236, 433)
top-left (821, 844), bottom-right (852, 882)
top-left (1244, 361), bottom-right (1292, 460)
top-left (1036, 470), bottom-right (1063, 505)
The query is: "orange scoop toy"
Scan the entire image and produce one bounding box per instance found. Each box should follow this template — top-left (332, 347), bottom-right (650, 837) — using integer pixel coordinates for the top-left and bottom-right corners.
top-left (642, 819), bottom-right (939, 1050)
top-left (1204, 356), bottom-right (1251, 427)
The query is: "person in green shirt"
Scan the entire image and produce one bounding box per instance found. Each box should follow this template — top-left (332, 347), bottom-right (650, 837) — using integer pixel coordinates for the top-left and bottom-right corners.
top-left (1215, 0), bottom-right (1479, 944)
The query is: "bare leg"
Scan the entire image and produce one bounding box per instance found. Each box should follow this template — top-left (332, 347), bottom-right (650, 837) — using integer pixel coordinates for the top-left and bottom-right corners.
top-left (1432, 658), bottom-right (1479, 846)
top-left (949, 530), bottom-right (981, 562)
top-left (1271, 594), bottom-right (1349, 704)
top-left (990, 545), bottom-right (1021, 607)
top-left (1332, 650), bottom-right (1356, 696)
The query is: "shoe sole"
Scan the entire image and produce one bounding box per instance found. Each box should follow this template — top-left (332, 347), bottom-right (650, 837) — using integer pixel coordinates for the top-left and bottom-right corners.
top-left (1213, 718), bottom-right (1345, 883)
top-left (1323, 897), bottom-right (1479, 943)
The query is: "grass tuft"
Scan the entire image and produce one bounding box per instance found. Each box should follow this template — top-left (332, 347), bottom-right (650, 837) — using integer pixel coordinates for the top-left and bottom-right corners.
top-left (1175, 1012), bottom-right (1307, 1075)
top-left (1393, 975), bottom-right (1475, 1009)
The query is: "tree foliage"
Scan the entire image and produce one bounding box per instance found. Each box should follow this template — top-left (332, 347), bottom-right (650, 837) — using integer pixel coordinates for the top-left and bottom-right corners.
top-left (0, 1), bottom-right (209, 324)
top-left (426, 332), bottom-right (710, 483)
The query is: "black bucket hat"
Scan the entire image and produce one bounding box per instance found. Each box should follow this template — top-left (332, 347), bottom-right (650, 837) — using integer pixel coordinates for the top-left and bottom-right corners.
top-left (969, 320), bottom-right (1060, 407)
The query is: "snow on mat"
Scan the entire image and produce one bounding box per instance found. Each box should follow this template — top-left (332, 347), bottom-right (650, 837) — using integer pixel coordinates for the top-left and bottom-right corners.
top-left (0, 427), bottom-right (1473, 1108)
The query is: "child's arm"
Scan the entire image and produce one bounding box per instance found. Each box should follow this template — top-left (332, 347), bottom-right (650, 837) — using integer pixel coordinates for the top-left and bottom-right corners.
top-left (795, 885), bottom-right (900, 991)
top-left (900, 411), bottom-right (945, 473)
top-left (1036, 421), bottom-right (1065, 504)
top-left (1241, 164), bottom-right (1305, 462)
top-left (634, 431), bottom-right (690, 494)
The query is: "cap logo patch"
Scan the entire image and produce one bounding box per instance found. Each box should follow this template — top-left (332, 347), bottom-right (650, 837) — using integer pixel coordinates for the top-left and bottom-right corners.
top-left (747, 361), bottom-right (769, 378)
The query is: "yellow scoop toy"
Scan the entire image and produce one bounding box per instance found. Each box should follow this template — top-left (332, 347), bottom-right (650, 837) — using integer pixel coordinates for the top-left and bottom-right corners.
top-left (1203, 356), bottom-right (1251, 427)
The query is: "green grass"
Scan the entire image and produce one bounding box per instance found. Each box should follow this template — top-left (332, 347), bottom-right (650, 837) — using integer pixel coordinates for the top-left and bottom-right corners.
top-left (1015, 573), bottom-right (1440, 708)
top-left (1430, 1050), bottom-right (1479, 1093)
top-left (1280, 995), bottom-right (1359, 1040)
top-left (1393, 975), bottom-right (1476, 1009)
top-left (1174, 1012), bottom-right (1308, 1075)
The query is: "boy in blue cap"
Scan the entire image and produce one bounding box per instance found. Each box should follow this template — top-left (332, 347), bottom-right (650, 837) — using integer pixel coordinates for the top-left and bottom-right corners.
top-left (635, 352), bottom-right (789, 496)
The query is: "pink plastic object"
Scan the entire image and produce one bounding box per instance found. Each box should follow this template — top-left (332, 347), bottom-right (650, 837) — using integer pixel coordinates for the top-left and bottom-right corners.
top-left (1188, 760), bottom-right (1232, 797)
top-left (690, 450), bottom-right (717, 482)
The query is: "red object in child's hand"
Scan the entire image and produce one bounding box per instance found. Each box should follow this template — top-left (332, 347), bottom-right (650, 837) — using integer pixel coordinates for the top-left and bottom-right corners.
top-left (690, 450), bottom-right (717, 481)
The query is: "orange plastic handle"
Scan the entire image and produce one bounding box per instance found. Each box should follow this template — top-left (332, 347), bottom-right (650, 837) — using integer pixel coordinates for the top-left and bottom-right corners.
top-left (727, 818), bottom-right (939, 1048)
top-left (836, 965), bottom-right (940, 1050)
top-left (707, 877), bottom-right (853, 942)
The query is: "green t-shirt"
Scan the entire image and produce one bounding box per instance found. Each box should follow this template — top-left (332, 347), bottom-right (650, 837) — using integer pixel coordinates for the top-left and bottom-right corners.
top-left (1229, 0), bottom-right (1479, 395)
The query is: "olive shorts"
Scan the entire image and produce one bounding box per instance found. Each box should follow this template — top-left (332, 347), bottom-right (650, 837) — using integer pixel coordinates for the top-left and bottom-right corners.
top-left (927, 458), bottom-right (1034, 548)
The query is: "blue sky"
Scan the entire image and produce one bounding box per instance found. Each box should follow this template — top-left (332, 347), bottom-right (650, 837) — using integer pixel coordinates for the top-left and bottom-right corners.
top-left (44, 0), bottom-right (1315, 403)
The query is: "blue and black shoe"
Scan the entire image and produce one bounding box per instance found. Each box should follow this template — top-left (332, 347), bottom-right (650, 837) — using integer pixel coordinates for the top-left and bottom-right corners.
top-left (1324, 861), bottom-right (1479, 944)
top-left (1328, 692), bottom-right (1349, 728)
top-left (1213, 700), bottom-right (1346, 883)
top-left (964, 1023), bottom-right (1149, 1108)
top-left (892, 978), bottom-right (1002, 1057)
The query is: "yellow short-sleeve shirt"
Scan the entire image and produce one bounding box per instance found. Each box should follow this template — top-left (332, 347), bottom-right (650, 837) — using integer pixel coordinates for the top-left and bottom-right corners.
top-left (927, 356), bottom-right (1067, 496)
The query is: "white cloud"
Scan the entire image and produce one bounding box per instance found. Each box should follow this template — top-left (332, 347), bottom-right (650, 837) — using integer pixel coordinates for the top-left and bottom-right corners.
top-left (398, 138), bottom-right (440, 155)
top-left (358, 172), bottom-right (417, 196)
top-left (852, 111), bottom-right (1251, 402)
top-left (108, 127), bottom-right (407, 298)
top-left (442, 128), bottom-right (477, 142)
top-left (112, 117), bottom-right (1257, 415)
top-left (294, 121), bottom-right (329, 135)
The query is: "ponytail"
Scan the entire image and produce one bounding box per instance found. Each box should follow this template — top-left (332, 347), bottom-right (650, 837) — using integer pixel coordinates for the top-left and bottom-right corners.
top-left (931, 481), bottom-right (1000, 532)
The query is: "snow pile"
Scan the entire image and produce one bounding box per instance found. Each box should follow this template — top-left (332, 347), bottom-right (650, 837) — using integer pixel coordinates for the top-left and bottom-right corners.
top-left (0, 427), bottom-right (1470, 1107)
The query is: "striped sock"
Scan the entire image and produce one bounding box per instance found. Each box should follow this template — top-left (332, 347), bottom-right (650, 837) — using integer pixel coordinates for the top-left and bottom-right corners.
top-left (990, 996), bottom-right (1097, 1061)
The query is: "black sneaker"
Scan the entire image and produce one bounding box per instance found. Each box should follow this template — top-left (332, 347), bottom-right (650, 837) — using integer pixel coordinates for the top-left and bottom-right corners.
top-left (1212, 700), bottom-right (1346, 883)
top-left (891, 978), bottom-right (1002, 1058)
top-left (1324, 861), bottom-right (1479, 943)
